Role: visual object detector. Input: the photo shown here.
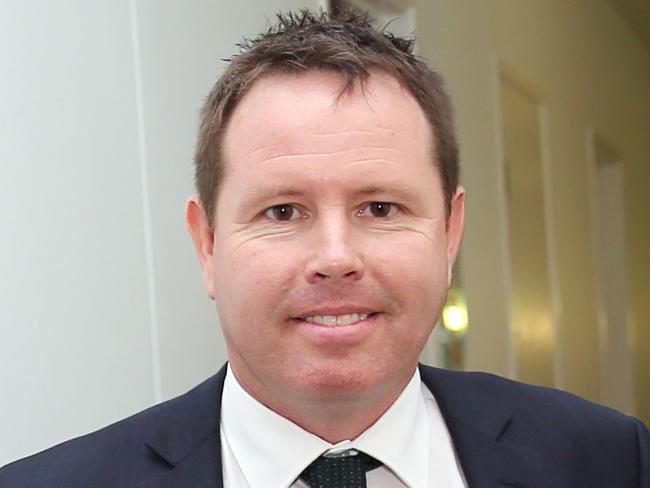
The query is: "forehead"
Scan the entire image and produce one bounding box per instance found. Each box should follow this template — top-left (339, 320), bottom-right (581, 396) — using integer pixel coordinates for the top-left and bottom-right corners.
top-left (222, 70), bottom-right (433, 167)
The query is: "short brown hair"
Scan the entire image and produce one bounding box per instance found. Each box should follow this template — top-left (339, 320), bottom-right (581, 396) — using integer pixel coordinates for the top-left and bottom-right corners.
top-left (195, 9), bottom-right (459, 226)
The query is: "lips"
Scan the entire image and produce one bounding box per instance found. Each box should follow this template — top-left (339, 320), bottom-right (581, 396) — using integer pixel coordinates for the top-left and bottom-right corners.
top-left (290, 308), bottom-right (381, 344)
top-left (303, 313), bottom-right (369, 326)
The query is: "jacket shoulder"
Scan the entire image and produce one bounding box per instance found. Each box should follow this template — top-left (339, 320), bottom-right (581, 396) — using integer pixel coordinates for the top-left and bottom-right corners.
top-left (0, 372), bottom-right (224, 488)
top-left (421, 364), bottom-right (641, 428)
top-left (420, 365), bottom-right (649, 486)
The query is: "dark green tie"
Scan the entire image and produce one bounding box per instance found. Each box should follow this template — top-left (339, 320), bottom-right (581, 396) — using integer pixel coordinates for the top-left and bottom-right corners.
top-left (299, 450), bottom-right (382, 488)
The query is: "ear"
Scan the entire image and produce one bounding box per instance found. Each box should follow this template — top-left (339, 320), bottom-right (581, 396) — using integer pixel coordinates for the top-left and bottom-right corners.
top-left (186, 196), bottom-right (216, 300)
top-left (445, 186), bottom-right (465, 287)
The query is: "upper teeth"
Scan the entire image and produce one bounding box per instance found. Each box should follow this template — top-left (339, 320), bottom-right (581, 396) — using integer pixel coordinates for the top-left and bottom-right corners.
top-left (304, 313), bottom-right (369, 326)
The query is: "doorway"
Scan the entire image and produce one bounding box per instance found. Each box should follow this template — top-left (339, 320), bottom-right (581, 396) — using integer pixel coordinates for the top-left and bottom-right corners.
top-left (590, 136), bottom-right (635, 415)
top-left (499, 73), bottom-right (556, 387)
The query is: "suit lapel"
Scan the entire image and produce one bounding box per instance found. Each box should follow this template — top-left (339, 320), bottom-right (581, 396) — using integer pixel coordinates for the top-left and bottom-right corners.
top-left (135, 366), bottom-right (227, 488)
top-left (138, 435), bottom-right (223, 488)
top-left (442, 413), bottom-right (538, 488)
top-left (419, 365), bottom-right (540, 488)
top-left (134, 363), bottom-right (540, 487)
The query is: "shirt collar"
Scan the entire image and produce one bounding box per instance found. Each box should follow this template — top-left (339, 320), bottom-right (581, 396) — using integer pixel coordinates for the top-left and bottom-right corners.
top-left (221, 365), bottom-right (429, 488)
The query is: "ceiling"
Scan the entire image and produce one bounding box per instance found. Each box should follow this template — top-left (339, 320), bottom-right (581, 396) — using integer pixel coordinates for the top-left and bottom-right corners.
top-left (608, 0), bottom-right (650, 51)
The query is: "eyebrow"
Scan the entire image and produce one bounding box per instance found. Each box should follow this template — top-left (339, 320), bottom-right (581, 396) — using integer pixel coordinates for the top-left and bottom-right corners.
top-left (355, 184), bottom-right (419, 203)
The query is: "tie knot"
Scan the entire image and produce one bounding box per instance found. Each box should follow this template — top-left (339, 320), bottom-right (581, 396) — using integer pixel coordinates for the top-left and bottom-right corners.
top-left (300, 450), bottom-right (382, 488)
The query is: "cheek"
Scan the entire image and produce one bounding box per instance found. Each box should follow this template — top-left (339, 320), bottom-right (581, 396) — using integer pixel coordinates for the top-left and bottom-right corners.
top-left (370, 233), bottom-right (448, 289)
top-left (368, 233), bottom-right (449, 340)
top-left (213, 241), bottom-right (299, 317)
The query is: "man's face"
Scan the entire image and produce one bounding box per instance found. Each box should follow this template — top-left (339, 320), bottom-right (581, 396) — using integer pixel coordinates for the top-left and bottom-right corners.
top-left (188, 70), bottom-right (464, 408)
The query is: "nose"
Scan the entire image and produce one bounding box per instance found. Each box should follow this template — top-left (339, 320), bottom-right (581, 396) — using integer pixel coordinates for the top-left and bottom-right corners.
top-left (304, 215), bottom-right (365, 284)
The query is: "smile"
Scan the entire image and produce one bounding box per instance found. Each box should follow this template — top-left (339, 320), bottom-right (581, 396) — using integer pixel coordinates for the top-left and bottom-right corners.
top-left (303, 313), bottom-right (369, 326)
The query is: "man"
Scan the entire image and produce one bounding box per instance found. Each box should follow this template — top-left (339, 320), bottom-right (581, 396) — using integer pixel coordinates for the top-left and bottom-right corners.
top-left (1, 9), bottom-right (648, 488)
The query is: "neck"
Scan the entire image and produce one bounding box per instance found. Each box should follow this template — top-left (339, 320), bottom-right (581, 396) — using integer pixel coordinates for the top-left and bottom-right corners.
top-left (229, 363), bottom-right (414, 443)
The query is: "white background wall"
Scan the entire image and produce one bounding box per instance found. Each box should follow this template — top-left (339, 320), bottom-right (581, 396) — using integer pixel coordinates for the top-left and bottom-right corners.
top-left (0, 0), bottom-right (321, 467)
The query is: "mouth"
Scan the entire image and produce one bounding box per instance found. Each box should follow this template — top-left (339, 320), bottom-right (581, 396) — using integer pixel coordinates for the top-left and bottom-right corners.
top-left (294, 312), bottom-right (379, 327)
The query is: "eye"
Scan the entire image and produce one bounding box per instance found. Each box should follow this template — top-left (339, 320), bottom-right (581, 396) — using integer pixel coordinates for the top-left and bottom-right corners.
top-left (264, 204), bottom-right (301, 222)
top-left (359, 202), bottom-right (399, 218)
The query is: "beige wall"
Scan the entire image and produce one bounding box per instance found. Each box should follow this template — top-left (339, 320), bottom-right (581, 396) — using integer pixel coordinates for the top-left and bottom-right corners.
top-left (417, 0), bottom-right (650, 423)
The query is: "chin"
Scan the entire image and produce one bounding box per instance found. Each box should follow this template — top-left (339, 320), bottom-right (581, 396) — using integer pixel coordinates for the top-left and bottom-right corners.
top-left (289, 361), bottom-right (396, 399)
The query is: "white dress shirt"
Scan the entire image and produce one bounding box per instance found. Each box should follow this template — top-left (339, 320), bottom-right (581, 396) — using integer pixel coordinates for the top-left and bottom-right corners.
top-left (220, 365), bottom-right (467, 487)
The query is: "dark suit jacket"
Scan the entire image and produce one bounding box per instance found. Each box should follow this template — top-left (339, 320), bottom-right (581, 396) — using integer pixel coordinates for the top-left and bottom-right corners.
top-left (1, 364), bottom-right (648, 487)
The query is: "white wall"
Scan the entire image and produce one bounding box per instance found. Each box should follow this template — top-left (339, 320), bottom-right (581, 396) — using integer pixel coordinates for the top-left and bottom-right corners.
top-left (0, 0), bottom-right (319, 467)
